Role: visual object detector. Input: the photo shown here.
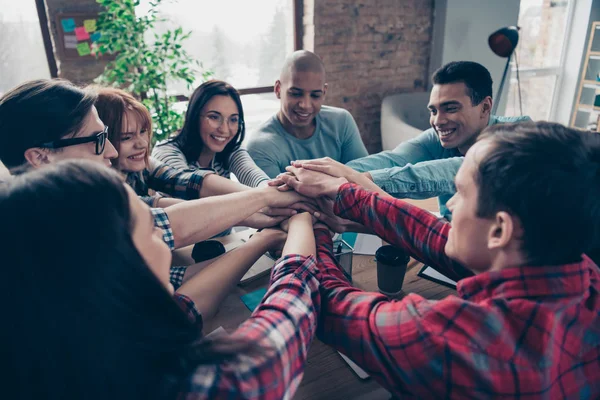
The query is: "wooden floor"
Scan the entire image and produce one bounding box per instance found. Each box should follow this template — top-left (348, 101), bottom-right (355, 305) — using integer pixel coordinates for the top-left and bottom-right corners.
top-left (203, 197), bottom-right (450, 399)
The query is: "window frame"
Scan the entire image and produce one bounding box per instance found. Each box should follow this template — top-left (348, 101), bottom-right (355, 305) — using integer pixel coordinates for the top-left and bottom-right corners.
top-left (504, 0), bottom-right (576, 120)
top-left (35, 0), bottom-right (304, 96)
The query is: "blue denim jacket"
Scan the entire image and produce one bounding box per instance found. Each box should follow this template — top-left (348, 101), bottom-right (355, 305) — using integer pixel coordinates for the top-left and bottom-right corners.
top-left (346, 115), bottom-right (531, 219)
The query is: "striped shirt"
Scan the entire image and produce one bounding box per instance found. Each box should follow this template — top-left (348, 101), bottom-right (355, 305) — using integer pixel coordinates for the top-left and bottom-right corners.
top-left (151, 140), bottom-right (269, 188)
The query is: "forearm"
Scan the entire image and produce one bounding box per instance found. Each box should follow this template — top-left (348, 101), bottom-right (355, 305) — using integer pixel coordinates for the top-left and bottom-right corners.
top-left (199, 173), bottom-right (251, 197)
top-left (156, 197), bottom-right (184, 208)
top-left (333, 183), bottom-right (468, 280)
top-left (177, 234), bottom-right (274, 320)
top-left (166, 188), bottom-right (270, 248)
top-left (147, 158), bottom-right (206, 200)
top-left (190, 255), bottom-right (321, 399)
top-left (282, 215), bottom-right (316, 257)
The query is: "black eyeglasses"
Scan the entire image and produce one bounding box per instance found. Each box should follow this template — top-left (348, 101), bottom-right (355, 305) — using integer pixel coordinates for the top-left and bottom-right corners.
top-left (36, 126), bottom-right (108, 155)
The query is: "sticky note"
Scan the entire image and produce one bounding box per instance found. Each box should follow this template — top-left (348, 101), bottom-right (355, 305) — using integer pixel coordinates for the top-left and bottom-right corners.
top-left (64, 35), bottom-right (78, 49)
top-left (76, 42), bottom-right (91, 56)
top-left (75, 26), bottom-right (90, 41)
top-left (240, 288), bottom-right (267, 311)
top-left (61, 18), bottom-right (76, 33)
top-left (90, 32), bottom-right (101, 43)
top-left (83, 19), bottom-right (97, 33)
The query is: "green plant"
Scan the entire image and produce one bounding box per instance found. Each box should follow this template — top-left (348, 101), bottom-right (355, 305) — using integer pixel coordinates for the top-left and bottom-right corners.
top-left (93, 0), bottom-right (212, 142)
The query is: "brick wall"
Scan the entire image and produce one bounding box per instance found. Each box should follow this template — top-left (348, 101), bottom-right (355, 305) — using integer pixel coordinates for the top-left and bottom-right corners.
top-left (310, 0), bottom-right (434, 152)
top-left (45, 0), bottom-right (107, 84)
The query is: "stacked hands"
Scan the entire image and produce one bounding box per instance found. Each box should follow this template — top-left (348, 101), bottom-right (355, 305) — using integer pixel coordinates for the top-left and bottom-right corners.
top-left (266, 157), bottom-right (371, 234)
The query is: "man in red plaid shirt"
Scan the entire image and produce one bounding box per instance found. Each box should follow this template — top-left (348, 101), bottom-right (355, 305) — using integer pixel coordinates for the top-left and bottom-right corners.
top-left (278, 121), bottom-right (600, 399)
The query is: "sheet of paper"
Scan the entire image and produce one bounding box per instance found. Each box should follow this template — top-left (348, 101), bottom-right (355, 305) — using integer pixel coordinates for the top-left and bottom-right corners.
top-left (83, 19), bottom-right (97, 33)
top-left (240, 254), bottom-right (275, 284)
top-left (206, 326), bottom-right (226, 338)
top-left (75, 26), bottom-right (90, 41)
top-left (420, 266), bottom-right (457, 288)
top-left (61, 18), bottom-right (76, 33)
top-left (64, 35), bottom-right (78, 49)
top-left (223, 239), bottom-right (245, 253)
top-left (338, 352), bottom-right (369, 379)
top-left (76, 42), bottom-right (91, 56)
top-left (353, 234), bottom-right (382, 255)
top-left (90, 32), bottom-right (101, 43)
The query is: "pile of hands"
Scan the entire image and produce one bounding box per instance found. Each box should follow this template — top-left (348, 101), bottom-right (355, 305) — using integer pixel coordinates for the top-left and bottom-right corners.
top-left (258, 157), bottom-right (368, 234)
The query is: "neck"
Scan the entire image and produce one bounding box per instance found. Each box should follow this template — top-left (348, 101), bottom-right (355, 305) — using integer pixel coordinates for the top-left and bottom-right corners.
top-left (277, 111), bottom-right (316, 139)
top-left (198, 147), bottom-right (215, 168)
top-left (486, 250), bottom-right (527, 273)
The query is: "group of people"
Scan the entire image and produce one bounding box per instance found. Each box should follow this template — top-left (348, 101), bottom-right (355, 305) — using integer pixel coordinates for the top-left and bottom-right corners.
top-left (1, 48), bottom-right (599, 399)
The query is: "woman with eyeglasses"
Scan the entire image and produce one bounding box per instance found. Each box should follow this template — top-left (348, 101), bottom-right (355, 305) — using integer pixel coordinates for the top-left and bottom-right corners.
top-left (93, 87), bottom-right (210, 208)
top-left (152, 80), bottom-right (270, 191)
top-left (1, 159), bottom-right (321, 400)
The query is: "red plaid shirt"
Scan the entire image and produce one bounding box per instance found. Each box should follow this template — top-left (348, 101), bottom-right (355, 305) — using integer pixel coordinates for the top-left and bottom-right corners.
top-left (178, 254), bottom-right (321, 399)
top-left (316, 183), bottom-right (600, 399)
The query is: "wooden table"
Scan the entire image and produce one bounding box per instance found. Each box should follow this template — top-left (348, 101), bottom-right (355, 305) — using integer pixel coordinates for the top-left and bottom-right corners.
top-left (203, 198), bottom-right (453, 400)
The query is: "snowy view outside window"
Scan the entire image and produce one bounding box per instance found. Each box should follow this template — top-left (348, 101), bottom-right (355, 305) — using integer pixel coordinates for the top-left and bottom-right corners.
top-left (137, 0), bottom-right (295, 138)
top-left (0, 0), bottom-right (50, 97)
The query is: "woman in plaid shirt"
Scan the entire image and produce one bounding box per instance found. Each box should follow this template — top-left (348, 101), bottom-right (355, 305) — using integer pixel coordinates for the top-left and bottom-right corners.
top-left (1, 159), bottom-right (321, 400)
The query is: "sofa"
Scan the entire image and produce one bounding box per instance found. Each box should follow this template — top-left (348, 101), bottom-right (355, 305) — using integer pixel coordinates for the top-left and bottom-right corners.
top-left (380, 91), bottom-right (431, 151)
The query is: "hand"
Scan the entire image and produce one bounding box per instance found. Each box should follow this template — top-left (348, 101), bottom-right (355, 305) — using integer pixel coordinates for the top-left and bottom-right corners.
top-left (242, 211), bottom-right (287, 229)
top-left (262, 186), bottom-right (315, 208)
top-left (290, 157), bottom-right (358, 180)
top-left (267, 172), bottom-right (294, 191)
top-left (312, 197), bottom-right (367, 233)
top-left (276, 166), bottom-right (348, 199)
top-left (251, 228), bottom-right (287, 258)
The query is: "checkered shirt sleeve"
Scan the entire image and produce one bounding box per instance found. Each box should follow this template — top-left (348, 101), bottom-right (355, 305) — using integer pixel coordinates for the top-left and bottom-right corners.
top-left (182, 254), bottom-right (321, 399)
top-left (146, 158), bottom-right (204, 200)
top-left (151, 207), bottom-right (175, 250)
top-left (315, 183), bottom-right (600, 398)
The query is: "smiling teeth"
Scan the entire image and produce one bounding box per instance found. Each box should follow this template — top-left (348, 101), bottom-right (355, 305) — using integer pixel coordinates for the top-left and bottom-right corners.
top-left (439, 129), bottom-right (454, 136)
top-left (211, 135), bottom-right (227, 142)
top-left (129, 154), bottom-right (145, 160)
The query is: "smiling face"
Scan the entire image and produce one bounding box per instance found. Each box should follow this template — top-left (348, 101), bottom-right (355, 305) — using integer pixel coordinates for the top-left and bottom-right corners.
top-left (198, 95), bottom-right (240, 157)
top-left (275, 69), bottom-right (327, 136)
top-left (126, 185), bottom-right (173, 293)
top-left (117, 110), bottom-right (150, 173)
top-left (445, 140), bottom-right (496, 272)
top-left (428, 82), bottom-right (491, 155)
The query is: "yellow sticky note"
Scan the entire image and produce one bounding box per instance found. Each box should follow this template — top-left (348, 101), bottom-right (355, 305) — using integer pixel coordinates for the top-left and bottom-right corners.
top-left (77, 42), bottom-right (91, 56)
top-left (83, 19), bottom-right (97, 33)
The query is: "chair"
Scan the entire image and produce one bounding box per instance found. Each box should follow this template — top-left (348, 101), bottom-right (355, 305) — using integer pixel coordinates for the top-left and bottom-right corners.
top-left (380, 92), bottom-right (430, 151)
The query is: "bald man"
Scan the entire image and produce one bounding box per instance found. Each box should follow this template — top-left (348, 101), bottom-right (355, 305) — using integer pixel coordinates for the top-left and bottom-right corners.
top-left (247, 50), bottom-right (368, 178)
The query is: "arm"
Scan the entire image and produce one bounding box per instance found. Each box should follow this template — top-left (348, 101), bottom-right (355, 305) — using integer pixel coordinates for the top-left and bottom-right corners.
top-left (313, 229), bottom-right (460, 397)
top-left (228, 148), bottom-right (270, 188)
top-left (150, 141), bottom-right (193, 171)
top-left (187, 214), bottom-right (320, 399)
top-left (177, 229), bottom-right (286, 320)
top-left (334, 183), bottom-right (471, 281)
top-left (345, 129), bottom-right (439, 173)
top-left (164, 187), bottom-right (308, 249)
top-left (340, 111), bottom-right (368, 163)
top-left (367, 157), bottom-right (462, 199)
top-left (146, 157), bottom-right (205, 200)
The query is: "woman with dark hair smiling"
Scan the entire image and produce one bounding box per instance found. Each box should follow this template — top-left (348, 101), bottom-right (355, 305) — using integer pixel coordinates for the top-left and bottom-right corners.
top-left (1, 159), bottom-right (321, 400)
top-left (152, 80), bottom-right (270, 190)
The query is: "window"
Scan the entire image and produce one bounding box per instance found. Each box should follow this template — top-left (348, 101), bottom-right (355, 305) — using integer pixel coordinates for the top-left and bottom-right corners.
top-left (137, 0), bottom-right (298, 136)
top-left (504, 0), bottom-right (573, 120)
top-left (0, 0), bottom-right (50, 97)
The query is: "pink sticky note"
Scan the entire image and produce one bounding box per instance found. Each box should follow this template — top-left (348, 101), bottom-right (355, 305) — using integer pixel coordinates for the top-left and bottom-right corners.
top-left (75, 26), bottom-right (90, 41)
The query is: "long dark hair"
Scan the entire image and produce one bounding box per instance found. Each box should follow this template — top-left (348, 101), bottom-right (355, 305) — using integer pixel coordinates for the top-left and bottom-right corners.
top-left (159, 80), bottom-right (245, 169)
top-left (0, 79), bottom-right (97, 169)
top-left (0, 160), bottom-right (249, 400)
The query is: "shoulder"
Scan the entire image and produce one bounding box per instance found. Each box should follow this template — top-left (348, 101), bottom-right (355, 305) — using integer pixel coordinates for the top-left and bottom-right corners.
top-left (491, 115), bottom-right (532, 124)
top-left (319, 105), bottom-right (354, 122)
top-left (152, 139), bottom-right (181, 154)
